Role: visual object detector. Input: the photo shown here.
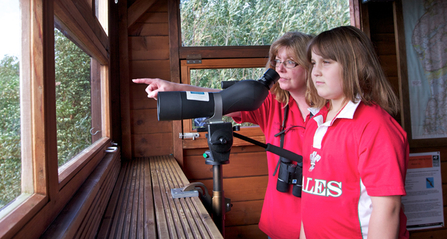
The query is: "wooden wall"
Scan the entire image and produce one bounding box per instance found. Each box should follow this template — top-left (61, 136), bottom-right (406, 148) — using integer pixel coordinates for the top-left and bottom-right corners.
top-left (367, 2), bottom-right (401, 122)
top-left (367, 2), bottom-right (447, 238)
top-left (128, 1), bottom-right (173, 158)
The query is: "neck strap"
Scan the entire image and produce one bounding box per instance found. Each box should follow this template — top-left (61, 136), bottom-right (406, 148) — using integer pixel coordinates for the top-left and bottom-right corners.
top-left (273, 105), bottom-right (289, 176)
top-left (274, 104), bottom-right (289, 148)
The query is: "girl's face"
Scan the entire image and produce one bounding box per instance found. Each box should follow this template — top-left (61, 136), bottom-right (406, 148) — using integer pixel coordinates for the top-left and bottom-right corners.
top-left (310, 50), bottom-right (345, 103)
top-left (275, 47), bottom-right (307, 95)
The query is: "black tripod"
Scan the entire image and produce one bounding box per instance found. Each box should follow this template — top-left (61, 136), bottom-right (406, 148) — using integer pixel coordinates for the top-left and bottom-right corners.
top-left (201, 121), bottom-right (233, 236)
top-left (199, 120), bottom-right (303, 236)
top-left (169, 88), bottom-right (302, 236)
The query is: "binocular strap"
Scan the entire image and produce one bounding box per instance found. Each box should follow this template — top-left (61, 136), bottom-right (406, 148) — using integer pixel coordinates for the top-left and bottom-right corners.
top-left (273, 105), bottom-right (289, 176)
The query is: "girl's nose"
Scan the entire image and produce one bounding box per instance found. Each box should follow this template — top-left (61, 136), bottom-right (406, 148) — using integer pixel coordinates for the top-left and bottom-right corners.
top-left (312, 64), bottom-right (321, 76)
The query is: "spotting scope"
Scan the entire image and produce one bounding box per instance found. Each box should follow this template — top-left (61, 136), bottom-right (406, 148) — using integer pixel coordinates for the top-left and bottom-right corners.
top-left (157, 69), bottom-right (280, 121)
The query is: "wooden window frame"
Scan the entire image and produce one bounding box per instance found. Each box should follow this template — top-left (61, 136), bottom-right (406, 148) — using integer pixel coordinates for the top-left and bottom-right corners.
top-left (0, 0), bottom-right (112, 238)
top-left (53, 0), bottom-right (112, 186)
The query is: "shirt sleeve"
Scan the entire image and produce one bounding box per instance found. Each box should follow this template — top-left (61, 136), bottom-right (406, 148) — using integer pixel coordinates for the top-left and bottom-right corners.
top-left (357, 107), bottom-right (409, 196)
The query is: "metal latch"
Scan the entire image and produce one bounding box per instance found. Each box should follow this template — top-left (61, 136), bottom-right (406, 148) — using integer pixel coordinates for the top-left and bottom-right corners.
top-left (179, 132), bottom-right (200, 140)
top-left (186, 54), bottom-right (202, 64)
top-left (171, 182), bottom-right (209, 200)
top-left (171, 187), bottom-right (199, 198)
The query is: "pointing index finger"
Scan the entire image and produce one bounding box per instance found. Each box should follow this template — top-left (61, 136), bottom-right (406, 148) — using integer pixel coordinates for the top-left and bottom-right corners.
top-left (132, 78), bottom-right (153, 84)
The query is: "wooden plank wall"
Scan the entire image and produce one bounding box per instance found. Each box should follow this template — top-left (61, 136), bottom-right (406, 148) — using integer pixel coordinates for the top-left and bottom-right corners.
top-left (368, 2), bottom-right (447, 238)
top-left (368, 2), bottom-right (401, 121)
top-left (128, 1), bottom-right (173, 157)
top-left (127, 1), bottom-right (269, 235)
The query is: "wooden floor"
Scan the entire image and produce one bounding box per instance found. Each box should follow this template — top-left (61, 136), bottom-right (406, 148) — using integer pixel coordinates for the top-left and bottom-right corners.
top-left (97, 155), bottom-right (222, 239)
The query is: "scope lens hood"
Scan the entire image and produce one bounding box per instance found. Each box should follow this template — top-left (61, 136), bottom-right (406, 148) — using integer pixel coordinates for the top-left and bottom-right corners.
top-left (157, 91), bottom-right (215, 121)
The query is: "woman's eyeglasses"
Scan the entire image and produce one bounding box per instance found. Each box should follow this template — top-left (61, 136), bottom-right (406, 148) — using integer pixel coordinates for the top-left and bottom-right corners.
top-left (273, 59), bottom-right (298, 69)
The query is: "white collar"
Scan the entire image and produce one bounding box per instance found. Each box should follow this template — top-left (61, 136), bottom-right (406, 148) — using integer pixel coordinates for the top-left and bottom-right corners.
top-left (308, 100), bottom-right (361, 126)
top-left (337, 100), bottom-right (361, 120)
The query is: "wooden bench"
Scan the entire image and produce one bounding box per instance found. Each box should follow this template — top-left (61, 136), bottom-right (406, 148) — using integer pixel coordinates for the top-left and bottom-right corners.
top-left (42, 154), bottom-right (222, 239)
top-left (98, 155), bottom-right (222, 239)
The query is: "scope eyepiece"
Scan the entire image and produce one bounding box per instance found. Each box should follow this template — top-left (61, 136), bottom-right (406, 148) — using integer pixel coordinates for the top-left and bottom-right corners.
top-left (257, 68), bottom-right (280, 89)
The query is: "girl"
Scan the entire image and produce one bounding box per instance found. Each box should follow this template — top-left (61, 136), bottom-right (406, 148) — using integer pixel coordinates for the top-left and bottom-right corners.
top-left (300, 26), bottom-right (409, 239)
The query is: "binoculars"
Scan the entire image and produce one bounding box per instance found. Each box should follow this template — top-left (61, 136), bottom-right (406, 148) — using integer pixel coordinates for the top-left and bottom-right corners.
top-left (276, 158), bottom-right (303, 197)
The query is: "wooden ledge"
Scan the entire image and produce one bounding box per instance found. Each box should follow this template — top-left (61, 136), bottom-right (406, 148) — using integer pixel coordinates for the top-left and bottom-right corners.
top-left (98, 155), bottom-right (222, 239)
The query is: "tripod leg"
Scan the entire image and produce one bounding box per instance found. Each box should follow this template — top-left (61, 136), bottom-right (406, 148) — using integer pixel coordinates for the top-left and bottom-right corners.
top-left (212, 164), bottom-right (225, 236)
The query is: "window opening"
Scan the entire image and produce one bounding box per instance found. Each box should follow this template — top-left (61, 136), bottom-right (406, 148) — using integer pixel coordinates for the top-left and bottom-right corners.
top-left (95, 0), bottom-right (108, 35)
top-left (181, 0), bottom-right (351, 46)
top-left (54, 28), bottom-right (94, 168)
top-left (0, 0), bottom-right (22, 211)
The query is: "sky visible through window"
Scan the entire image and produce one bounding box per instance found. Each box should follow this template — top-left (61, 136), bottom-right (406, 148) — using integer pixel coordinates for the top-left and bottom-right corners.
top-left (0, 1), bottom-right (21, 60)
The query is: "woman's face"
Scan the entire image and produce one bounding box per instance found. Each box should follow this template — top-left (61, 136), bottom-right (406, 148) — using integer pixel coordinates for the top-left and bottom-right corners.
top-left (274, 47), bottom-right (307, 95)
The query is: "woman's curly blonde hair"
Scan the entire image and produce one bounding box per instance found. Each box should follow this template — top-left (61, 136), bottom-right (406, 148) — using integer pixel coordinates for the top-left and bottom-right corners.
top-left (266, 32), bottom-right (314, 105)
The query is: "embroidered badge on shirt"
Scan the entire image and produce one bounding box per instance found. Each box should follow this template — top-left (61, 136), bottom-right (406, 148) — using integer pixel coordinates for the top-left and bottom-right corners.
top-left (309, 151), bottom-right (321, 172)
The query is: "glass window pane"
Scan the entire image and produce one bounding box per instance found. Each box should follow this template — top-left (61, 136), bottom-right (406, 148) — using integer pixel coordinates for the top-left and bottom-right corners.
top-left (190, 68), bottom-right (264, 128)
top-left (95, 0), bottom-right (108, 35)
top-left (0, 0), bottom-right (22, 210)
top-left (54, 28), bottom-right (93, 168)
top-left (181, 0), bottom-right (351, 46)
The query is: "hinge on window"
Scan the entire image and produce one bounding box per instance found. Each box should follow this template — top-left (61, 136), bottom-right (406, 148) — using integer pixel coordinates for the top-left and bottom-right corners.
top-left (186, 54), bottom-right (202, 64)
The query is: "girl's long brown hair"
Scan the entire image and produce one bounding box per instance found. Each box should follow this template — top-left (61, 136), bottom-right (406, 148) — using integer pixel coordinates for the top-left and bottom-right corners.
top-left (305, 26), bottom-right (399, 115)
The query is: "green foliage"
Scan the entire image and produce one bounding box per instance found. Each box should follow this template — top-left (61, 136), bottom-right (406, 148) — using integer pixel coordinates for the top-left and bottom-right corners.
top-left (0, 158), bottom-right (21, 208)
top-left (0, 55), bottom-right (21, 208)
top-left (182, 0), bottom-right (350, 127)
top-left (54, 28), bottom-right (92, 166)
top-left (0, 29), bottom-right (93, 208)
top-left (181, 0), bottom-right (350, 46)
top-left (191, 68), bottom-right (265, 88)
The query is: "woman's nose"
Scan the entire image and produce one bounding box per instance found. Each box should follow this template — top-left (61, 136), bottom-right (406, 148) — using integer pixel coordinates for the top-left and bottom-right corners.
top-left (276, 63), bottom-right (286, 72)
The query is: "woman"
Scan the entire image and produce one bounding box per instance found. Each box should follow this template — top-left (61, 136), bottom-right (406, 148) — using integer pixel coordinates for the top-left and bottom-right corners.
top-left (133, 32), bottom-right (313, 239)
